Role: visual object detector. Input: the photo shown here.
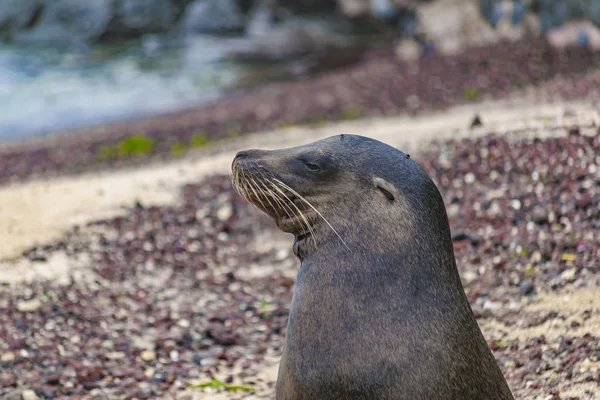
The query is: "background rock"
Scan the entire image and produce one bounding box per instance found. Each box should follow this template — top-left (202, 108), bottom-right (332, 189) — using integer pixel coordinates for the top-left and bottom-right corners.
top-left (181, 0), bottom-right (246, 34)
top-left (0, 0), bottom-right (41, 39)
top-left (117, 0), bottom-right (175, 33)
top-left (13, 0), bottom-right (112, 44)
top-left (3, 0), bottom-right (600, 50)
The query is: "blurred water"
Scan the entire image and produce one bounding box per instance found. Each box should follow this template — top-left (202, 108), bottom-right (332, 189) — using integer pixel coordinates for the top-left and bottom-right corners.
top-left (0, 36), bottom-right (250, 141)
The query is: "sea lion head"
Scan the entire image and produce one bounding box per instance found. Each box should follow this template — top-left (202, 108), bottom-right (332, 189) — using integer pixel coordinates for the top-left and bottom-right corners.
top-left (231, 134), bottom-right (452, 259)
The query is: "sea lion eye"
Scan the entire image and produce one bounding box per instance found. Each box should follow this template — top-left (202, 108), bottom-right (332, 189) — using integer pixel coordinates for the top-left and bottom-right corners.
top-left (304, 163), bottom-right (320, 173)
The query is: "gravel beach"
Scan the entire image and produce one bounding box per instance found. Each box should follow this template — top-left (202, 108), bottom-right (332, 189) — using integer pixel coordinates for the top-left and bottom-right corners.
top-left (1, 37), bottom-right (600, 400)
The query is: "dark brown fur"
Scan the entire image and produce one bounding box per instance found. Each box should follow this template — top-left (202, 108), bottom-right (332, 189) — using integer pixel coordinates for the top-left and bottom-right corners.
top-left (231, 134), bottom-right (514, 400)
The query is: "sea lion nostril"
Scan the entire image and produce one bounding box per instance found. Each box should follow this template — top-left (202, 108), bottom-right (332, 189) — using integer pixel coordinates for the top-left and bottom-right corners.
top-left (234, 150), bottom-right (249, 161)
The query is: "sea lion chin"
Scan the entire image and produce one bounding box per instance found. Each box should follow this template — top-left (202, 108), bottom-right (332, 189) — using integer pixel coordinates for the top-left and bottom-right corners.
top-left (232, 134), bottom-right (514, 400)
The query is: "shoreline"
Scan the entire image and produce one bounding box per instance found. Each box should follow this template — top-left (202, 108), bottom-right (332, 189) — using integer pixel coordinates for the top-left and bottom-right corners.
top-left (1, 38), bottom-right (600, 186)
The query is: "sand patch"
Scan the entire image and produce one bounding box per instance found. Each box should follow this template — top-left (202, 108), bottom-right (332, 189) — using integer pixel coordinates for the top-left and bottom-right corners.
top-left (481, 288), bottom-right (600, 341)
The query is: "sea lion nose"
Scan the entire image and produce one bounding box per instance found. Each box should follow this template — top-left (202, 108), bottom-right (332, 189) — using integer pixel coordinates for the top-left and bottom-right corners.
top-left (234, 150), bottom-right (249, 161)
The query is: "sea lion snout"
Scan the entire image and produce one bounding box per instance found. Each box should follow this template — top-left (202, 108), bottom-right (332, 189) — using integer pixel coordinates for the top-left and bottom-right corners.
top-left (233, 150), bottom-right (249, 161)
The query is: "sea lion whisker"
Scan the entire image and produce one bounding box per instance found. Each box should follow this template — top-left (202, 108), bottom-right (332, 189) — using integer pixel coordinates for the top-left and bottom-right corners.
top-left (255, 179), bottom-right (296, 222)
top-left (251, 168), bottom-right (307, 230)
top-left (267, 180), bottom-right (315, 238)
top-left (239, 168), bottom-right (259, 209)
top-left (247, 177), bottom-right (273, 212)
top-left (271, 178), bottom-right (349, 250)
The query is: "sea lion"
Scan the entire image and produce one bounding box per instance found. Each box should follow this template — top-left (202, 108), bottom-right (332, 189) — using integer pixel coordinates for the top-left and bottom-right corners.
top-left (231, 134), bottom-right (514, 400)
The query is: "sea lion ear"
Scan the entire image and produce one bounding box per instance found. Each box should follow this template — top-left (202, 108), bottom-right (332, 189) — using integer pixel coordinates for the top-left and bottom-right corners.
top-left (373, 177), bottom-right (396, 202)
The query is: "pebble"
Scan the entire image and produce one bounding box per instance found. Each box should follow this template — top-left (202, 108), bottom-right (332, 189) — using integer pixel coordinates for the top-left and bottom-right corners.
top-left (21, 390), bottom-right (38, 400)
top-left (141, 350), bottom-right (157, 362)
top-left (106, 352), bottom-right (126, 360)
top-left (1, 352), bottom-right (15, 362)
top-left (16, 298), bottom-right (41, 313)
top-left (519, 281), bottom-right (536, 296)
top-left (216, 204), bottom-right (233, 221)
top-left (464, 173), bottom-right (476, 184)
top-left (485, 188), bottom-right (506, 201)
top-left (560, 268), bottom-right (577, 283)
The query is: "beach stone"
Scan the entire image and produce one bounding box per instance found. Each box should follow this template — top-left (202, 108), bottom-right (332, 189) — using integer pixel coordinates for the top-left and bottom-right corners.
top-left (21, 390), bottom-right (38, 400)
top-left (217, 203), bottom-right (234, 222)
top-left (141, 350), bottom-right (157, 361)
top-left (0, 0), bottom-right (40, 36)
top-left (560, 268), bottom-right (577, 283)
top-left (182, 0), bottom-right (245, 34)
top-left (106, 351), bottom-right (126, 360)
top-left (1, 352), bottom-right (16, 362)
top-left (117, 0), bottom-right (174, 32)
top-left (278, 0), bottom-right (336, 14)
top-left (519, 281), bottom-right (535, 296)
top-left (16, 298), bottom-right (41, 313)
top-left (14, 0), bottom-right (112, 44)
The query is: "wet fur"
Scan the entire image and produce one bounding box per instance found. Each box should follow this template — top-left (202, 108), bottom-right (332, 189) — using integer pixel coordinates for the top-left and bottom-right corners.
top-left (231, 135), bottom-right (514, 400)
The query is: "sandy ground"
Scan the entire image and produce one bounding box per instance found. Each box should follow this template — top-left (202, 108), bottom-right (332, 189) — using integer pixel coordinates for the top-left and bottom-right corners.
top-left (1, 98), bottom-right (599, 399)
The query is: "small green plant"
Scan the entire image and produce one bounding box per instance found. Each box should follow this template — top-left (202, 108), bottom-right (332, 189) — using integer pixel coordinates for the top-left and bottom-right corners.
top-left (259, 300), bottom-right (271, 308)
top-left (189, 379), bottom-right (255, 392)
top-left (524, 264), bottom-right (536, 278)
top-left (170, 142), bottom-right (187, 157)
top-left (462, 87), bottom-right (482, 101)
top-left (226, 126), bottom-right (240, 138)
top-left (96, 144), bottom-right (119, 160)
top-left (310, 116), bottom-right (326, 127)
top-left (341, 105), bottom-right (361, 120)
top-left (278, 121), bottom-right (294, 130)
top-left (189, 133), bottom-right (210, 148)
top-left (118, 134), bottom-right (154, 156)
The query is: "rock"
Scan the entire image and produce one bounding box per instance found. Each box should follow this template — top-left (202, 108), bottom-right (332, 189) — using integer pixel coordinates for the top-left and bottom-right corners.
top-left (21, 390), bottom-right (38, 400)
top-left (16, 298), bottom-right (41, 313)
top-left (245, 2), bottom-right (275, 38)
top-left (519, 281), bottom-right (535, 296)
top-left (418, 0), bottom-right (498, 54)
top-left (14, 0), bottom-right (112, 44)
top-left (105, 351), bottom-right (126, 360)
top-left (116, 0), bottom-right (174, 32)
top-left (485, 188), bottom-right (506, 201)
top-left (140, 349), bottom-right (157, 361)
top-left (227, 21), bottom-right (343, 63)
top-left (0, 0), bottom-right (41, 37)
top-left (216, 203), bottom-right (233, 222)
top-left (339, 0), bottom-right (369, 18)
top-left (560, 268), bottom-right (577, 283)
top-left (371, 0), bottom-right (399, 22)
top-left (394, 38), bottom-right (422, 62)
top-left (510, 199), bottom-right (521, 211)
top-left (181, 0), bottom-right (245, 34)
top-left (1, 352), bottom-right (16, 362)
top-left (461, 270), bottom-right (478, 285)
top-left (547, 20), bottom-right (600, 50)
top-left (278, 0), bottom-right (336, 14)
top-left (470, 114), bottom-right (483, 128)
top-left (531, 209), bottom-right (549, 225)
